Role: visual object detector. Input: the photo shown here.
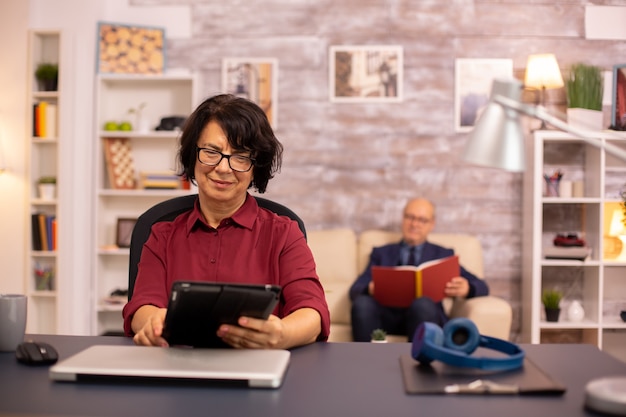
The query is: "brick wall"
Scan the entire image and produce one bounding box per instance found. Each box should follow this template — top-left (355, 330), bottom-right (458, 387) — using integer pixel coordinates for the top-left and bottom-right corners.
top-left (144, 0), bottom-right (626, 340)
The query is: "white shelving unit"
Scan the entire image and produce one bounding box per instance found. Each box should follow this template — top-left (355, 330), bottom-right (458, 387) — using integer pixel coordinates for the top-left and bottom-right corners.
top-left (522, 130), bottom-right (626, 362)
top-left (92, 74), bottom-right (198, 335)
top-left (25, 30), bottom-right (62, 334)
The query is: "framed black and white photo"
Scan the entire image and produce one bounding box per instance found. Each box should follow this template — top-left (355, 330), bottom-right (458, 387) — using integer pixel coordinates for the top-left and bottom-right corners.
top-left (455, 58), bottom-right (513, 132)
top-left (329, 45), bottom-right (403, 103)
top-left (222, 58), bottom-right (278, 127)
top-left (116, 218), bottom-right (137, 248)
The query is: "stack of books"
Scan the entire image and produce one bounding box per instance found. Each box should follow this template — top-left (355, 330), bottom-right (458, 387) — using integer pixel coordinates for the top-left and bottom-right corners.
top-left (31, 213), bottom-right (57, 251)
top-left (139, 171), bottom-right (180, 189)
top-left (33, 101), bottom-right (57, 138)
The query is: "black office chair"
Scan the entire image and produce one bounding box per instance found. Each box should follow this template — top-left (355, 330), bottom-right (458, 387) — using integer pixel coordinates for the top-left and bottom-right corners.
top-left (127, 194), bottom-right (306, 300)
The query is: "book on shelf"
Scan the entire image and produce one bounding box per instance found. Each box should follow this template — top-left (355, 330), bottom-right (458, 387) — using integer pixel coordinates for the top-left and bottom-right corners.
top-left (32, 101), bottom-right (57, 138)
top-left (31, 213), bottom-right (57, 251)
top-left (139, 171), bottom-right (180, 189)
top-left (543, 246), bottom-right (591, 261)
top-left (371, 255), bottom-right (460, 307)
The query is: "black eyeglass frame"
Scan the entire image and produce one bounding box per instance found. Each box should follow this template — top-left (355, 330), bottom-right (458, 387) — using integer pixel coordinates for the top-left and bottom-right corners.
top-left (196, 147), bottom-right (256, 172)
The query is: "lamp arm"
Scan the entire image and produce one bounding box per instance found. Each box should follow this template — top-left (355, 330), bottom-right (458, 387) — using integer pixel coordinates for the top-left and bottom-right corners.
top-left (493, 95), bottom-right (626, 163)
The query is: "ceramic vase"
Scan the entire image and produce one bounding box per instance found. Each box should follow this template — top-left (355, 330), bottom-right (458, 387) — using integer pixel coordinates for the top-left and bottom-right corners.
top-left (567, 300), bottom-right (585, 322)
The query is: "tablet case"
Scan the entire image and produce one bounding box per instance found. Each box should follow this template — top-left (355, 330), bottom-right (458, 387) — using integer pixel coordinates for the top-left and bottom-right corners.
top-left (399, 354), bottom-right (566, 395)
top-left (162, 282), bottom-right (281, 348)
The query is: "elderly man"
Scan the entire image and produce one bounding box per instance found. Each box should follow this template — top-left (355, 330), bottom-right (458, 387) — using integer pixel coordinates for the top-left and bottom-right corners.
top-left (349, 198), bottom-right (488, 342)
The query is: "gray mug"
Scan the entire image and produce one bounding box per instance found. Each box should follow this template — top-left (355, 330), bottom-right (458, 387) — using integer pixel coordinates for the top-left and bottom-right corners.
top-left (0, 294), bottom-right (27, 352)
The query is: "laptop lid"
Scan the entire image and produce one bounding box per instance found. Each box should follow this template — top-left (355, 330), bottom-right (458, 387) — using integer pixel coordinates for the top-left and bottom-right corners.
top-left (49, 345), bottom-right (290, 388)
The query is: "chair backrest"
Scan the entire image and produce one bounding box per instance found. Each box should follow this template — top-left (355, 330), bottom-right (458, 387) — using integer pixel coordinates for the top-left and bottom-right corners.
top-left (127, 194), bottom-right (306, 300)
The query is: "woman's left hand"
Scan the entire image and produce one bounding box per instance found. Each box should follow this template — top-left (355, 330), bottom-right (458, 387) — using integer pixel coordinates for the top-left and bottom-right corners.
top-left (217, 314), bottom-right (285, 349)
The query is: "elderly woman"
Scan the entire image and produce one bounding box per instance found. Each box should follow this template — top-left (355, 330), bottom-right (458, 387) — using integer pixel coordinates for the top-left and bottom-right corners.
top-left (123, 94), bottom-right (330, 349)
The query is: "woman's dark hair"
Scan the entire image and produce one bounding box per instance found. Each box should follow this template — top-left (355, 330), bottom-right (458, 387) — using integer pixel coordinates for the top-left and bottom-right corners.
top-left (177, 94), bottom-right (283, 193)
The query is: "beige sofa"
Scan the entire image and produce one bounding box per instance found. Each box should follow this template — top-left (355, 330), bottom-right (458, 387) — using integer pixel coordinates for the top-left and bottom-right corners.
top-left (307, 229), bottom-right (512, 342)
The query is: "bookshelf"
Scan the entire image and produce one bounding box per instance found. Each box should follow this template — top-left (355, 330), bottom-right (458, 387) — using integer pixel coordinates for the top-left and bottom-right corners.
top-left (26, 30), bottom-right (61, 333)
top-left (92, 74), bottom-right (198, 335)
top-left (522, 130), bottom-right (626, 363)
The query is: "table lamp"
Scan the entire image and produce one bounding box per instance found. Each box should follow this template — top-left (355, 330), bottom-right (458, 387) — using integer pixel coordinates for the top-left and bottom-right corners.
top-left (524, 54), bottom-right (564, 130)
top-left (462, 78), bottom-right (626, 172)
top-left (609, 207), bottom-right (626, 261)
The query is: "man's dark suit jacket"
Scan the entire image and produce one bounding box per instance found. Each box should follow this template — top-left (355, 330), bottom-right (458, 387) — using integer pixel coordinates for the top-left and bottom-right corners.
top-left (349, 241), bottom-right (489, 303)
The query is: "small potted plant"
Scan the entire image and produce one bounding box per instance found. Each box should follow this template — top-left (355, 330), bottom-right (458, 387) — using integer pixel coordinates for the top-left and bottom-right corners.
top-left (566, 63), bottom-right (603, 130)
top-left (370, 328), bottom-right (388, 343)
top-left (542, 289), bottom-right (563, 322)
top-left (37, 176), bottom-right (57, 200)
top-left (34, 63), bottom-right (59, 92)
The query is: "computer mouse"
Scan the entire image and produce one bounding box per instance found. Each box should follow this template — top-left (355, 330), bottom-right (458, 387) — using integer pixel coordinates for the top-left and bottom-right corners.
top-left (15, 341), bottom-right (58, 365)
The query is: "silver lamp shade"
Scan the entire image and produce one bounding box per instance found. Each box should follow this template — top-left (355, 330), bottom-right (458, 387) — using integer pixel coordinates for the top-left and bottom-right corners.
top-left (462, 78), bottom-right (526, 172)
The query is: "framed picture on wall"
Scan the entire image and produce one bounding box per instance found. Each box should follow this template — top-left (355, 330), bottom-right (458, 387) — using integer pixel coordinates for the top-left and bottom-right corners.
top-left (96, 22), bottom-right (166, 74)
top-left (116, 218), bottom-right (137, 248)
top-left (454, 58), bottom-right (514, 132)
top-left (329, 45), bottom-right (403, 103)
top-left (222, 58), bottom-right (278, 127)
top-left (611, 63), bottom-right (626, 131)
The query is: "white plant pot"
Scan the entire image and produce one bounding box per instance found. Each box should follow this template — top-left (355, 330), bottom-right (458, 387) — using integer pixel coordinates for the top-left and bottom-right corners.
top-left (566, 108), bottom-right (604, 131)
top-left (371, 339), bottom-right (388, 343)
top-left (38, 184), bottom-right (56, 200)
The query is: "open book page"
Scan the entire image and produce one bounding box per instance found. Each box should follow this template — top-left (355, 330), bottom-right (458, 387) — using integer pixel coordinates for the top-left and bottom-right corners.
top-left (371, 255), bottom-right (460, 307)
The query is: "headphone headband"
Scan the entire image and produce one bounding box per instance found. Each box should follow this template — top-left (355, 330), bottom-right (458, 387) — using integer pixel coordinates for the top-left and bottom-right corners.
top-left (411, 319), bottom-right (525, 372)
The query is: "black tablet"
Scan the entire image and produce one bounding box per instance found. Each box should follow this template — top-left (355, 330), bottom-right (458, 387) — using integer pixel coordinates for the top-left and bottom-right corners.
top-left (162, 281), bottom-right (282, 348)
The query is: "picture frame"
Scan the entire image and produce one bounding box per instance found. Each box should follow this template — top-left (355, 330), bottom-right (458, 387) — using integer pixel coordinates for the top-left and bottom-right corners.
top-left (97, 21), bottom-right (166, 74)
top-left (329, 45), bottom-right (403, 103)
top-left (454, 58), bottom-right (514, 132)
top-left (222, 58), bottom-right (278, 127)
top-left (116, 218), bottom-right (137, 248)
top-left (611, 63), bottom-right (626, 131)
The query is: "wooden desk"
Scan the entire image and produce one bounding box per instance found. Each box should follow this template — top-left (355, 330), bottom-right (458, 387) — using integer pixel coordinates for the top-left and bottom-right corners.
top-left (1, 335), bottom-right (625, 417)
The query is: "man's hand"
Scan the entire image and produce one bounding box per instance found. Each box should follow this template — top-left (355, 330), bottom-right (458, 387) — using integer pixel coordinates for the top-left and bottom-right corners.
top-left (444, 277), bottom-right (470, 298)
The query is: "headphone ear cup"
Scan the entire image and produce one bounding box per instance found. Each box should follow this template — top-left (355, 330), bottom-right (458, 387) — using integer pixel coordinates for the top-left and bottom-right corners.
top-left (442, 318), bottom-right (480, 354)
top-left (411, 322), bottom-right (444, 364)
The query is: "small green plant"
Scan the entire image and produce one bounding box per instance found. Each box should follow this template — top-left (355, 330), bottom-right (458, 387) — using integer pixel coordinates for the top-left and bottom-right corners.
top-left (35, 63), bottom-right (58, 81)
top-left (542, 289), bottom-right (563, 309)
top-left (370, 328), bottom-right (387, 341)
top-left (566, 63), bottom-right (603, 111)
top-left (38, 176), bottom-right (56, 184)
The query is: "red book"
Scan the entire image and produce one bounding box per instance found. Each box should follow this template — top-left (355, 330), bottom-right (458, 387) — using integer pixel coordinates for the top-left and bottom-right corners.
top-left (371, 255), bottom-right (460, 307)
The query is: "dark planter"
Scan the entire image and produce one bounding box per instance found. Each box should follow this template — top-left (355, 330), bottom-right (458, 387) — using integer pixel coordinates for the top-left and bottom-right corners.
top-left (545, 307), bottom-right (561, 322)
top-left (37, 78), bottom-right (58, 92)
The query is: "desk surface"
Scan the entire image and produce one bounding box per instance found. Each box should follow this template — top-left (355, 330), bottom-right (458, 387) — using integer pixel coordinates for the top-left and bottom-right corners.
top-left (1, 335), bottom-right (625, 417)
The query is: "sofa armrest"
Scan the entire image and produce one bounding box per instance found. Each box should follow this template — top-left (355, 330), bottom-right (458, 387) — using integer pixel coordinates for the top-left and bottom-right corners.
top-left (449, 296), bottom-right (512, 340)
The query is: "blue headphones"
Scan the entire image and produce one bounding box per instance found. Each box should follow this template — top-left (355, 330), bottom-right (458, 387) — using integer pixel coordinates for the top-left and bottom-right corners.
top-left (411, 318), bottom-right (525, 371)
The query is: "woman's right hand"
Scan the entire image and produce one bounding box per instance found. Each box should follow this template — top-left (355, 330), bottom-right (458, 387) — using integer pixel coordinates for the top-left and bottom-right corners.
top-left (131, 306), bottom-right (169, 347)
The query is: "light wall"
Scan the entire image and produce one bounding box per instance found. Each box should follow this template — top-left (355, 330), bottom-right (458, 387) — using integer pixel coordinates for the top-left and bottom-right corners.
top-left (0, 0), bottom-right (29, 294)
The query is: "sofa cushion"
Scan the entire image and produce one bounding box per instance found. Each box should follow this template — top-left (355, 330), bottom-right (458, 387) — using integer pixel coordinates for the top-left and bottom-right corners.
top-left (307, 228), bottom-right (357, 328)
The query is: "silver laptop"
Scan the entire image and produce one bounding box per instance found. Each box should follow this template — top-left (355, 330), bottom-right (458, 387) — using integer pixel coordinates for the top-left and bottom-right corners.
top-left (49, 345), bottom-right (290, 388)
